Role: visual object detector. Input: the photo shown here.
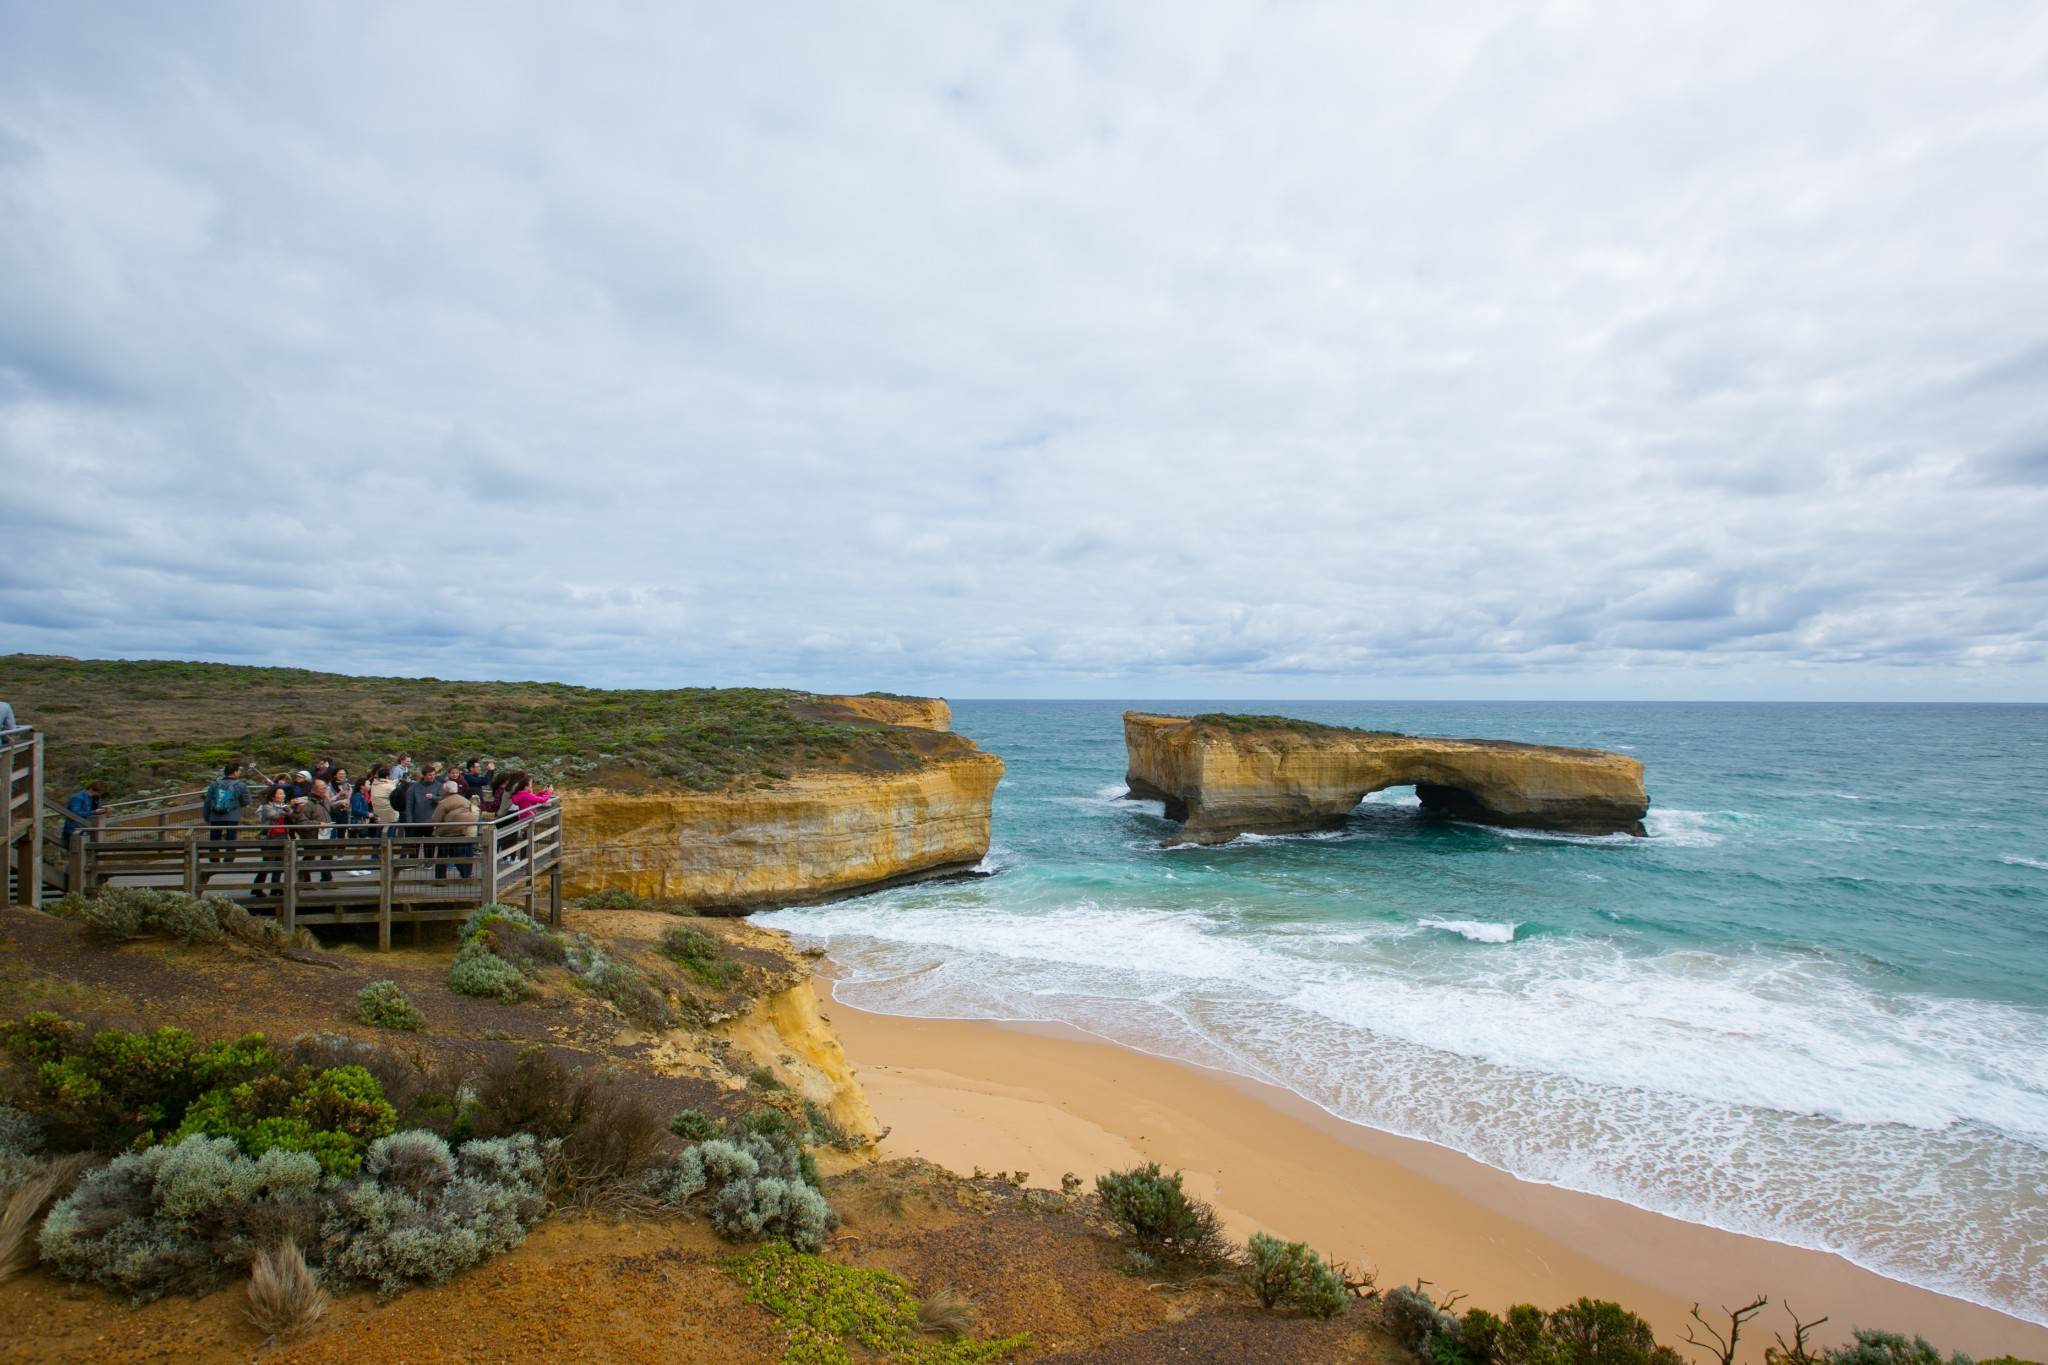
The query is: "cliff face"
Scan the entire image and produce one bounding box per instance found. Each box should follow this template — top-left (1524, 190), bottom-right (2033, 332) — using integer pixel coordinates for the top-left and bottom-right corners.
top-left (1124, 712), bottom-right (1648, 841)
top-left (561, 749), bottom-right (1004, 912)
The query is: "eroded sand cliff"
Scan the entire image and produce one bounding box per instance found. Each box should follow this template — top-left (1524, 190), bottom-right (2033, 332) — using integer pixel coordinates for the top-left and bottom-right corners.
top-left (1124, 712), bottom-right (1647, 841)
top-left (562, 695), bottom-right (1003, 911)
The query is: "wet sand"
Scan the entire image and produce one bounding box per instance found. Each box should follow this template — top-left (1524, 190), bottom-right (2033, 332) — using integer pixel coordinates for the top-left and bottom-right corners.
top-left (819, 978), bottom-right (2048, 1363)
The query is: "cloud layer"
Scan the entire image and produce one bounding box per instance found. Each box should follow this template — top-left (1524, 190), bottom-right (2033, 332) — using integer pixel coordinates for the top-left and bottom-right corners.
top-left (3, 2), bottom-right (2046, 697)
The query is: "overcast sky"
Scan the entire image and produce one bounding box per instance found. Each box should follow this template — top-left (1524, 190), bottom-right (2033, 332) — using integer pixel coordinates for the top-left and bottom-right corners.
top-left (3, 3), bottom-right (2045, 699)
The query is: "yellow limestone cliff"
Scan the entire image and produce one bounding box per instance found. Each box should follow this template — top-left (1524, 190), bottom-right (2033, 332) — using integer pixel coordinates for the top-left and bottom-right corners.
top-left (561, 696), bottom-right (1004, 912)
top-left (1124, 712), bottom-right (1648, 842)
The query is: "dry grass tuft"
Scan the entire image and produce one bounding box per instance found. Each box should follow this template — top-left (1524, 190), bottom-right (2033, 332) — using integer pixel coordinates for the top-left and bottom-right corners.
top-left (246, 1238), bottom-right (328, 1341)
top-left (917, 1286), bottom-right (977, 1339)
top-left (0, 1153), bottom-right (93, 1283)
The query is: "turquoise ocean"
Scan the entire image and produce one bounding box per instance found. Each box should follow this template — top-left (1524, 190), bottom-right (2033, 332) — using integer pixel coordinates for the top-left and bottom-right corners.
top-left (756, 701), bottom-right (2048, 1324)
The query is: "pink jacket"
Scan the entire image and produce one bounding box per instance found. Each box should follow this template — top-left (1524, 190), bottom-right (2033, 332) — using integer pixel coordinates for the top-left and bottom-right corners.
top-left (509, 789), bottom-right (553, 820)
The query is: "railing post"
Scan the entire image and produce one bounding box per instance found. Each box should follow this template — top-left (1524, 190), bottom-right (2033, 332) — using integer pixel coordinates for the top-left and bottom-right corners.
top-left (282, 839), bottom-right (298, 933)
top-left (1, 739), bottom-right (13, 907)
top-left (70, 830), bottom-right (85, 898)
top-left (377, 837), bottom-right (394, 952)
top-left (184, 831), bottom-right (200, 896)
top-left (548, 866), bottom-right (562, 927)
top-left (26, 735), bottom-right (43, 907)
top-left (482, 818), bottom-right (499, 907)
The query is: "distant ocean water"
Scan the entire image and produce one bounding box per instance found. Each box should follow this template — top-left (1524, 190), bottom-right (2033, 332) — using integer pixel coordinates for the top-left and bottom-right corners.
top-left (756, 701), bottom-right (2048, 1324)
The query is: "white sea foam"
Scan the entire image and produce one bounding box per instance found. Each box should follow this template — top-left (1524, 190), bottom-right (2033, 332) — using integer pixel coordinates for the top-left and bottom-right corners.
top-left (2004, 855), bottom-right (2048, 871)
top-left (761, 893), bottom-right (2048, 1324)
top-left (1418, 918), bottom-right (1517, 943)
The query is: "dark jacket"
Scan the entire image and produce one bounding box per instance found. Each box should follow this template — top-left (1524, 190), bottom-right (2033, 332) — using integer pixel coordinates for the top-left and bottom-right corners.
top-left (406, 779), bottom-right (447, 826)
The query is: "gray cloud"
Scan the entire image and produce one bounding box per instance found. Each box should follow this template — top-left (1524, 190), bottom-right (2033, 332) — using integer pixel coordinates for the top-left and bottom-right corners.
top-left (2, 2), bottom-right (2046, 699)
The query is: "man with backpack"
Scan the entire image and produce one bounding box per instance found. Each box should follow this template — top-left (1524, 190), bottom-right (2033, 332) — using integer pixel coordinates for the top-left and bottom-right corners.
top-left (203, 761), bottom-right (252, 865)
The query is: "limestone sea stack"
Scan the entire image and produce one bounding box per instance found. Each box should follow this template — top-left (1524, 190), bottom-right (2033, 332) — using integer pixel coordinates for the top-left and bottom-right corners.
top-left (562, 696), bottom-right (1004, 913)
top-left (1123, 712), bottom-right (1648, 843)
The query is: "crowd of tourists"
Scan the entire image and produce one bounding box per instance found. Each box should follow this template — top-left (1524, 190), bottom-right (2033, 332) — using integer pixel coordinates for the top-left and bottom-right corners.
top-left (60, 755), bottom-right (557, 891)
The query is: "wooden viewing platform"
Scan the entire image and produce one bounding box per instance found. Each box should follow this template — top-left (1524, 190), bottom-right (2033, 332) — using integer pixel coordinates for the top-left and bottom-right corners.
top-left (5, 730), bottom-right (565, 948)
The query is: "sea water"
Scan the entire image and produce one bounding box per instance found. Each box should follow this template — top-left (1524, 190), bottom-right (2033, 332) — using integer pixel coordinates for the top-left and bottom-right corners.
top-left (755, 701), bottom-right (2048, 1324)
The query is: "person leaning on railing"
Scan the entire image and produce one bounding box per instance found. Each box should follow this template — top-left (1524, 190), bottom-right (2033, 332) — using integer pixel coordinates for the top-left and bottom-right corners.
top-left (63, 782), bottom-right (107, 840)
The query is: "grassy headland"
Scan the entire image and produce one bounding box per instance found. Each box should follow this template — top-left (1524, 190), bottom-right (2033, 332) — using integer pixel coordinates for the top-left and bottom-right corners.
top-left (0, 655), bottom-right (968, 799)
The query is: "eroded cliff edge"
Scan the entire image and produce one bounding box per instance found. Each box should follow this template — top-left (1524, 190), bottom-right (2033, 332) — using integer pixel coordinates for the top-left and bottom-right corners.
top-left (1124, 712), bottom-right (1648, 842)
top-left (563, 695), bottom-right (1004, 913)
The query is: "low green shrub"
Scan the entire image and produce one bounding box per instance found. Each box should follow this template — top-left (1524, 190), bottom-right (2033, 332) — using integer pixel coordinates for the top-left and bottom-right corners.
top-left (1244, 1231), bottom-right (1348, 1318)
top-left (172, 1064), bottom-right (398, 1176)
top-left (571, 889), bottom-right (656, 911)
top-left (641, 1121), bottom-right (832, 1250)
top-left (37, 1135), bottom-right (325, 1301)
top-left (320, 1131), bottom-right (550, 1297)
top-left (351, 981), bottom-right (426, 1032)
top-left (726, 1241), bottom-right (1030, 1364)
top-left (1396, 1289), bottom-right (1681, 1365)
top-left (448, 938), bottom-right (531, 1003)
top-left (1819, 1331), bottom-right (1975, 1365)
top-left (45, 888), bottom-right (226, 945)
top-left (670, 1108), bottom-right (721, 1142)
top-left (2, 1015), bottom-right (276, 1151)
top-left (660, 925), bottom-right (734, 986)
top-left (37, 1127), bottom-right (552, 1304)
top-left (1094, 1163), bottom-right (1231, 1265)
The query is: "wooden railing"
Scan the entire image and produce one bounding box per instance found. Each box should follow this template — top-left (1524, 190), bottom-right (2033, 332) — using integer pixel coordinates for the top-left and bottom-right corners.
top-left (2, 728), bottom-right (41, 908)
top-left (65, 801), bottom-right (565, 949)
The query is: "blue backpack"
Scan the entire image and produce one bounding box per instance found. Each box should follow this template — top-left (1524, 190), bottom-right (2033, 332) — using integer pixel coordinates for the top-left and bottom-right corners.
top-left (204, 781), bottom-right (238, 818)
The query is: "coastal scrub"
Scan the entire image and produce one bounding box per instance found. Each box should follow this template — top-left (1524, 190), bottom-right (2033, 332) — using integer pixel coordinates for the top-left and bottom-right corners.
top-left (726, 1242), bottom-right (1029, 1364)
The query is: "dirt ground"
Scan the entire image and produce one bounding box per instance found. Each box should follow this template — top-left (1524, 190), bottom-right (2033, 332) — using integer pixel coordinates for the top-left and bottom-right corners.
top-left (0, 907), bottom-right (1398, 1364)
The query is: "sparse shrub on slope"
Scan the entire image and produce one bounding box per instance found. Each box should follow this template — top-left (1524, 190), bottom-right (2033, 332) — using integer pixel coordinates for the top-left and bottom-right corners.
top-left (447, 906), bottom-right (675, 1027)
top-left (1094, 1163), bottom-right (1231, 1266)
top-left (660, 925), bottom-right (734, 986)
top-left (1245, 1231), bottom-right (1348, 1318)
top-left (37, 1135), bottom-right (325, 1302)
top-left (669, 1108), bottom-right (721, 1142)
top-left (45, 888), bottom-right (225, 945)
top-left (1392, 1289), bottom-right (1681, 1365)
top-left (171, 1063), bottom-right (398, 1176)
top-left (726, 1241), bottom-right (1030, 1364)
top-left (466, 1045), bottom-right (668, 1199)
top-left (45, 888), bottom-right (318, 953)
top-left (1819, 1331), bottom-right (1975, 1365)
top-left (351, 981), bottom-right (426, 1032)
top-left (320, 1131), bottom-right (550, 1297)
top-left (640, 1115), bottom-right (834, 1251)
top-left (1, 1014), bottom-right (276, 1151)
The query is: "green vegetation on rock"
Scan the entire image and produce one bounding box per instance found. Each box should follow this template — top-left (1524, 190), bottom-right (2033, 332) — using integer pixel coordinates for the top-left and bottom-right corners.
top-left (1, 654), bottom-right (955, 798)
top-left (1189, 712), bottom-right (1402, 737)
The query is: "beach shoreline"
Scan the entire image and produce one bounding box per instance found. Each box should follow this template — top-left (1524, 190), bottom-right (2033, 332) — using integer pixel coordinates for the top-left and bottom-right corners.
top-left (817, 974), bottom-right (2048, 1363)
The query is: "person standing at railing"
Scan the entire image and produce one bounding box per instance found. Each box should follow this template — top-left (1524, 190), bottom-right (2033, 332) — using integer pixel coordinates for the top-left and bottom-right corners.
top-left (403, 762), bottom-right (445, 841)
top-left (203, 762), bottom-right (252, 869)
top-left (431, 780), bottom-right (479, 881)
top-left (364, 765), bottom-right (397, 838)
top-left (291, 780), bottom-right (336, 884)
top-left (63, 782), bottom-right (107, 840)
top-left (0, 699), bottom-right (16, 739)
top-left (253, 784), bottom-right (291, 897)
top-left (509, 777), bottom-right (554, 820)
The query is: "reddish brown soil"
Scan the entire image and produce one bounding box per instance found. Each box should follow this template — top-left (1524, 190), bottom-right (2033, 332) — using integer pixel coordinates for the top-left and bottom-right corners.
top-left (0, 907), bottom-right (1399, 1364)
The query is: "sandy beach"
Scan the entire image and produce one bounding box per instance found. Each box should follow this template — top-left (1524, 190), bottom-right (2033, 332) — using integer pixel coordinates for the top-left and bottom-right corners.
top-left (818, 976), bottom-right (2048, 1363)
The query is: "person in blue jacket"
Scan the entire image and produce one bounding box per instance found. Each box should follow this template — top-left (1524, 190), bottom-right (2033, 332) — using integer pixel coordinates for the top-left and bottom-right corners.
top-left (64, 782), bottom-right (107, 839)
